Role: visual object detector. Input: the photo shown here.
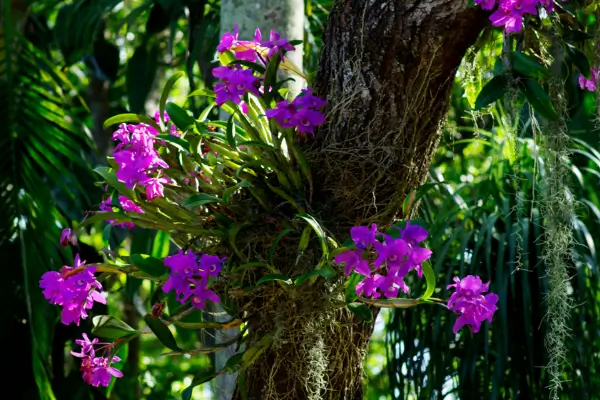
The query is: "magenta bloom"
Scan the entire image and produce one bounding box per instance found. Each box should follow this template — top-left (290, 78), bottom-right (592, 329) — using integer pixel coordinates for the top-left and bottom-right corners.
top-left (350, 224), bottom-right (377, 249)
top-left (162, 250), bottom-right (222, 310)
top-left (293, 88), bottom-right (327, 110)
top-left (199, 254), bottom-right (226, 277)
top-left (334, 250), bottom-right (371, 277)
top-left (377, 272), bottom-right (409, 298)
top-left (213, 66), bottom-right (261, 106)
top-left (373, 238), bottom-right (410, 269)
top-left (337, 222), bottom-right (432, 300)
top-left (60, 228), bottom-right (77, 247)
top-left (72, 335), bottom-right (123, 388)
top-left (401, 222), bottom-right (428, 246)
top-left (154, 110), bottom-right (170, 124)
top-left (265, 100), bottom-right (297, 128)
top-left (489, 0), bottom-right (537, 33)
top-left (474, 0), bottom-right (496, 10)
top-left (111, 124), bottom-right (131, 144)
top-left (262, 29), bottom-right (295, 59)
top-left (579, 68), bottom-right (599, 92)
top-left (111, 122), bottom-right (169, 198)
top-left (119, 196), bottom-right (144, 213)
top-left (189, 279), bottom-right (221, 310)
top-left (39, 255), bottom-right (106, 326)
top-left (355, 274), bottom-right (386, 298)
top-left (265, 88), bottom-right (327, 134)
top-left (447, 275), bottom-right (499, 334)
top-left (218, 23), bottom-right (262, 62)
top-left (143, 176), bottom-right (171, 201)
top-left (294, 108), bottom-right (326, 135)
top-left (71, 333), bottom-right (99, 358)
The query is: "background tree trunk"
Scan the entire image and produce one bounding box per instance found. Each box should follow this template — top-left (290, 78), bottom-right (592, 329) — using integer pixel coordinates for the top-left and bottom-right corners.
top-left (218, 2), bottom-right (305, 398)
top-left (220, 0), bottom-right (305, 95)
top-left (233, 1), bottom-right (488, 399)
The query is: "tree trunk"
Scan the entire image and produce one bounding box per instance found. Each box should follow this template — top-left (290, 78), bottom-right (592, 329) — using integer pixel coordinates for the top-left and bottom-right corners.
top-left (233, 1), bottom-right (487, 399)
top-left (88, 75), bottom-right (112, 157)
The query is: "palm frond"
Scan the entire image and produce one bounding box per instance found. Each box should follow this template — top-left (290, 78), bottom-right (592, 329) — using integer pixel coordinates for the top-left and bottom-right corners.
top-left (0, 9), bottom-right (94, 398)
top-left (384, 118), bottom-right (600, 399)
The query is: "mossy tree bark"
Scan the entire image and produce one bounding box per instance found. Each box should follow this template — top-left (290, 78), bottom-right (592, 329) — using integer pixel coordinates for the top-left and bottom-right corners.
top-left (233, 1), bottom-right (488, 399)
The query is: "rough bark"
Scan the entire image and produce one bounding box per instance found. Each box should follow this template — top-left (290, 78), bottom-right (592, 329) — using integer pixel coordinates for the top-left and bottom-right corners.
top-left (233, 1), bottom-right (487, 399)
top-left (309, 0), bottom-right (488, 227)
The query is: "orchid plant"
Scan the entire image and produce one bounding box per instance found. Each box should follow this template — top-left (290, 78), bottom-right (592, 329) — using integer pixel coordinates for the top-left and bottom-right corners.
top-left (40, 23), bottom-right (498, 396)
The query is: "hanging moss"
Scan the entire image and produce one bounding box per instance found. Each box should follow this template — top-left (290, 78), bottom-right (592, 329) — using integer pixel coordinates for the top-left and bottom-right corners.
top-left (539, 43), bottom-right (576, 400)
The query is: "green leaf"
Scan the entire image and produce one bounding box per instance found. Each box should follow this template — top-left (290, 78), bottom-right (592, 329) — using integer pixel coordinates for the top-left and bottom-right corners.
top-left (520, 79), bottom-right (559, 120)
top-left (227, 59), bottom-right (266, 74)
top-left (359, 297), bottom-right (422, 308)
top-left (130, 254), bottom-right (168, 277)
top-left (102, 224), bottom-right (112, 250)
top-left (92, 315), bottom-right (138, 339)
top-left (103, 113), bottom-right (158, 130)
top-left (347, 302), bottom-right (373, 322)
top-left (157, 134), bottom-right (190, 153)
top-left (94, 166), bottom-right (135, 198)
top-left (510, 51), bottom-right (547, 79)
top-left (566, 43), bottom-right (591, 78)
top-left (263, 51), bottom-right (283, 104)
top-left (198, 103), bottom-right (216, 122)
top-left (143, 314), bottom-right (182, 351)
top-left (296, 214), bottom-right (328, 259)
top-left (224, 352), bottom-right (246, 372)
top-left (223, 180), bottom-right (252, 203)
top-left (160, 71), bottom-right (185, 124)
top-left (181, 371), bottom-right (217, 400)
top-left (474, 75), bottom-right (510, 110)
top-left (298, 225), bottom-right (312, 252)
top-left (152, 231), bottom-right (171, 258)
top-left (188, 88), bottom-right (216, 98)
top-left (165, 102), bottom-right (195, 131)
top-left (183, 193), bottom-right (224, 207)
top-left (269, 228), bottom-right (294, 265)
top-left (256, 274), bottom-right (293, 286)
top-left (218, 50), bottom-right (237, 67)
top-left (294, 267), bottom-right (336, 286)
top-left (345, 273), bottom-right (362, 303)
top-left (226, 113), bottom-right (237, 148)
top-left (402, 181), bottom-right (450, 216)
top-left (420, 261), bottom-right (436, 300)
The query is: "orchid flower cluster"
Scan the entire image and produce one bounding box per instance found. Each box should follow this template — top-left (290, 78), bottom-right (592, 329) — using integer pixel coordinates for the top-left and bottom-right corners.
top-left (579, 67), bottom-right (599, 92)
top-left (71, 334), bottom-right (123, 387)
top-left (335, 222), bottom-right (431, 299)
top-left (162, 250), bottom-right (224, 310)
top-left (335, 222), bottom-right (499, 334)
top-left (111, 119), bottom-right (172, 200)
top-left (475, 0), bottom-right (556, 33)
top-left (214, 24), bottom-right (326, 135)
top-left (40, 230), bottom-right (227, 388)
top-left (39, 254), bottom-right (106, 326)
top-left (447, 275), bottom-right (499, 334)
top-left (335, 223), bottom-right (432, 299)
